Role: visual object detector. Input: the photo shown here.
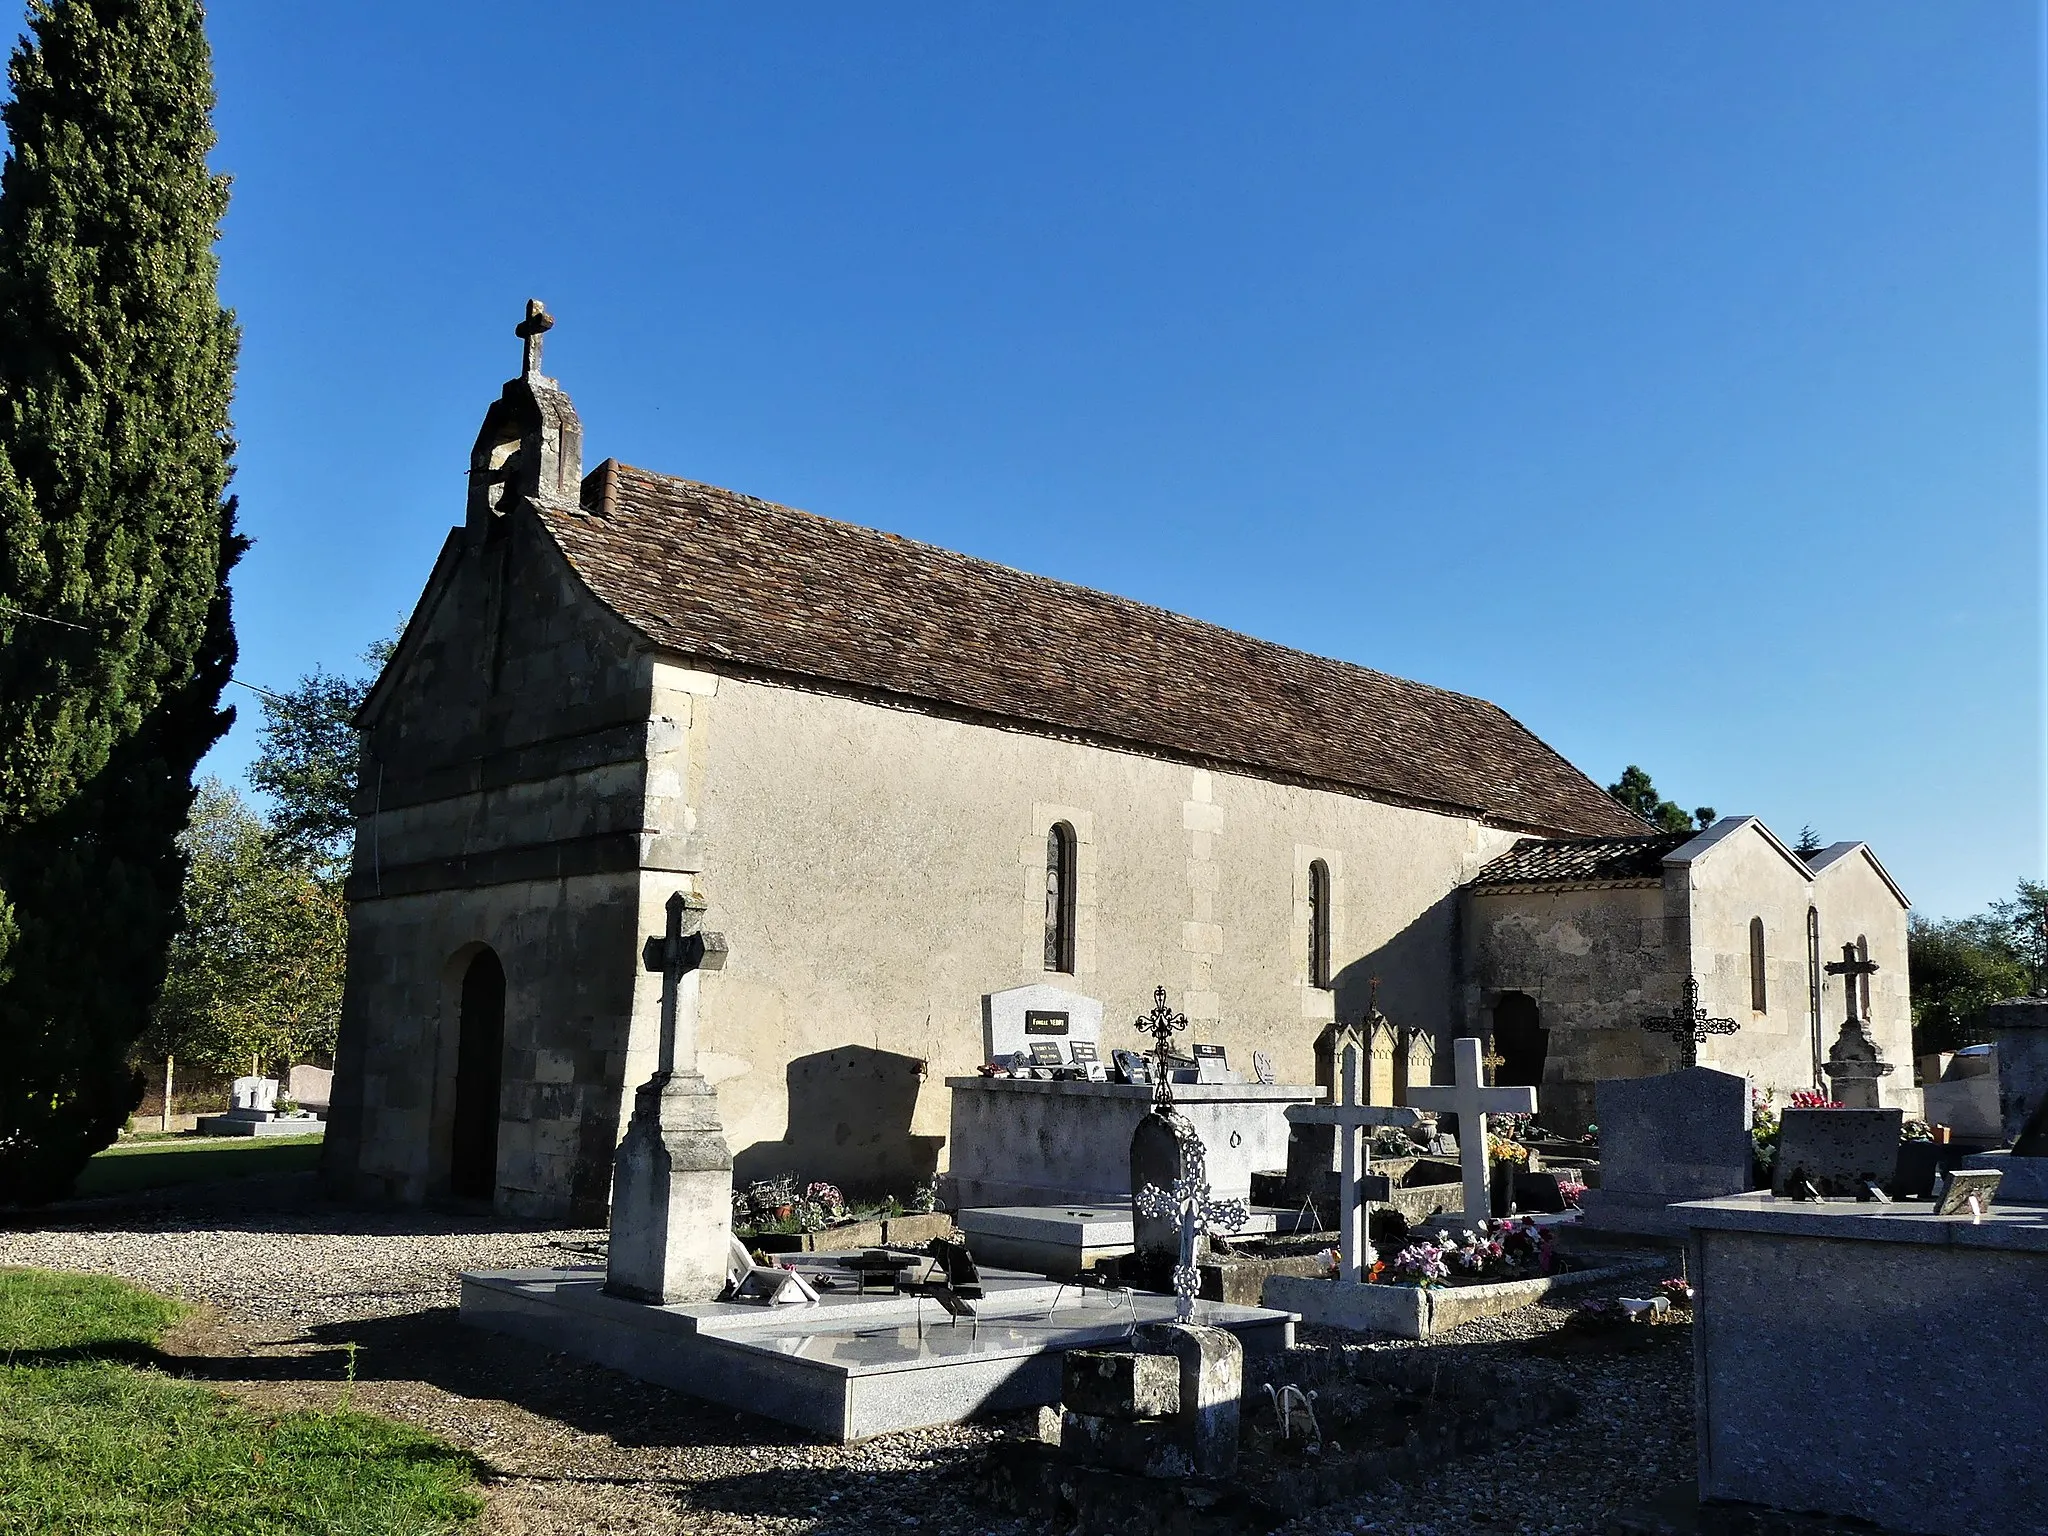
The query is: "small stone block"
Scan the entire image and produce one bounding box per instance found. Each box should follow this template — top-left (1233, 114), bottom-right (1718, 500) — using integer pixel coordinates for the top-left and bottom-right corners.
top-left (1134, 1321), bottom-right (1242, 1479)
top-left (1062, 1349), bottom-right (1181, 1420)
top-left (1059, 1409), bottom-right (1195, 1480)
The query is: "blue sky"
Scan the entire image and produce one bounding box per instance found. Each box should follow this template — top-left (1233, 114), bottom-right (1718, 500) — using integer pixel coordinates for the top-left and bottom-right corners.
top-left (195, 3), bottom-right (2040, 919)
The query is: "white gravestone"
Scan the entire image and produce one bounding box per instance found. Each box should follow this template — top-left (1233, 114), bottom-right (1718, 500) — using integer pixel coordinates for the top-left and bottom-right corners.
top-left (230, 1077), bottom-right (279, 1115)
top-left (1286, 1043), bottom-right (1421, 1279)
top-left (1405, 1037), bottom-right (1537, 1222)
top-left (982, 982), bottom-right (1104, 1065)
top-left (287, 1065), bottom-right (333, 1114)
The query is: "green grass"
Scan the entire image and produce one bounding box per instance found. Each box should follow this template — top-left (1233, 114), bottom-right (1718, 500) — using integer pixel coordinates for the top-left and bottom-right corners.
top-left (0, 1269), bottom-right (482, 1535)
top-left (70, 1135), bottom-right (326, 1199)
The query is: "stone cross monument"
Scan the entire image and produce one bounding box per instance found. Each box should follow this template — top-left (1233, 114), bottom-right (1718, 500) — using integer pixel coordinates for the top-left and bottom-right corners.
top-left (605, 891), bottom-right (734, 1304)
top-left (1285, 1042), bottom-right (1421, 1279)
top-left (1406, 1037), bottom-right (1538, 1222)
top-left (1640, 975), bottom-right (1741, 1069)
top-left (1822, 943), bottom-right (1892, 1108)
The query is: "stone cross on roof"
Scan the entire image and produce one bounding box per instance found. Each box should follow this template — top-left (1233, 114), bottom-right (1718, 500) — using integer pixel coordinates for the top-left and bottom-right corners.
top-left (516, 298), bottom-right (555, 377)
top-left (1286, 1041), bottom-right (1421, 1280)
top-left (1406, 1037), bottom-right (1538, 1222)
top-left (1640, 975), bottom-right (1740, 1069)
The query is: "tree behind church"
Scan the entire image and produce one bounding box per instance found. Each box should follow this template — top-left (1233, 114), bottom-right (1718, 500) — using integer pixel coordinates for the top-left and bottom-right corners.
top-left (0, 0), bottom-right (241, 1201)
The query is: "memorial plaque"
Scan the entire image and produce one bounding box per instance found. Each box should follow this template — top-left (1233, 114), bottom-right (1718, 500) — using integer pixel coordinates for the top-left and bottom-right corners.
top-left (1069, 1040), bottom-right (1100, 1065)
top-left (1934, 1168), bottom-right (2001, 1217)
top-left (1029, 1041), bottom-right (1065, 1067)
top-left (1193, 1043), bottom-right (1230, 1084)
top-left (1025, 1010), bottom-right (1070, 1036)
top-left (1252, 1050), bottom-right (1276, 1086)
top-left (1113, 1049), bottom-right (1153, 1085)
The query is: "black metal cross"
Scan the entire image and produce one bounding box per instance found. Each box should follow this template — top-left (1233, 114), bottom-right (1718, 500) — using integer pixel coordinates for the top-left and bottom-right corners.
top-left (642, 891), bottom-right (728, 1078)
top-left (1823, 943), bottom-right (1879, 1025)
top-left (1640, 975), bottom-right (1740, 1069)
top-left (516, 298), bottom-right (554, 376)
top-left (1136, 985), bottom-right (1189, 1106)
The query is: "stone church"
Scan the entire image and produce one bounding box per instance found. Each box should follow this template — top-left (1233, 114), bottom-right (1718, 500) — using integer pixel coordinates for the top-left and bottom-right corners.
top-left (321, 310), bottom-right (1912, 1222)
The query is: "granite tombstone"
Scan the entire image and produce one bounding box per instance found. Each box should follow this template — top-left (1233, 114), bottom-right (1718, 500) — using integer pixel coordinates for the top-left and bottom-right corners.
top-left (1578, 1066), bottom-right (1751, 1235)
top-left (1771, 1107), bottom-right (1902, 1198)
top-left (984, 982), bottom-right (1105, 1065)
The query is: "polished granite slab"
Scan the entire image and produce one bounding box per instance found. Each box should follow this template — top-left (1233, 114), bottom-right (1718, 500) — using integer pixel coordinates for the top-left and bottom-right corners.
top-left (461, 1253), bottom-right (1296, 1441)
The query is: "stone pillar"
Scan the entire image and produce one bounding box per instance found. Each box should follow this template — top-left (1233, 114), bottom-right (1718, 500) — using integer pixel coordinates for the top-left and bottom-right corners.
top-left (604, 1069), bottom-right (733, 1303)
top-left (1136, 1321), bottom-right (1242, 1478)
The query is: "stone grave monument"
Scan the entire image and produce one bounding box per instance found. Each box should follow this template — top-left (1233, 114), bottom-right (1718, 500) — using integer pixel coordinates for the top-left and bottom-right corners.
top-left (1820, 942), bottom-right (1894, 1108)
top-left (982, 980), bottom-right (1105, 1066)
top-left (605, 890), bottom-right (735, 1304)
top-left (1576, 1065), bottom-right (1751, 1237)
top-left (1405, 1036), bottom-right (1539, 1221)
top-left (197, 1075), bottom-right (324, 1138)
top-left (1283, 1041), bottom-right (1421, 1278)
top-left (1961, 993), bottom-right (2048, 1201)
top-left (1127, 986), bottom-right (1249, 1297)
top-left (1770, 1106), bottom-right (1903, 1198)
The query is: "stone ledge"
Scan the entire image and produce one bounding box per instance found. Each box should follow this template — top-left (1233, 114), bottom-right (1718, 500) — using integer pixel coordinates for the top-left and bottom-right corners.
top-left (1264, 1256), bottom-right (1666, 1339)
top-left (1673, 1190), bottom-right (2048, 1250)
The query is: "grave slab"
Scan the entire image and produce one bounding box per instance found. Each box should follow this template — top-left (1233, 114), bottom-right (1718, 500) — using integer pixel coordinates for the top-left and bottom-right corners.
top-left (1675, 1193), bottom-right (2048, 1536)
top-left (1958, 1150), bottom-right (2048, 1203)
top-left (460, 1256), bottom-right (1295, 1442)
top-left (194, 1111), bottom-right (325, 1138)
top-left (1263, 1252), bottom-right (1664, 1338)
top-left (954, 1203), bottom-right (1314, 1279)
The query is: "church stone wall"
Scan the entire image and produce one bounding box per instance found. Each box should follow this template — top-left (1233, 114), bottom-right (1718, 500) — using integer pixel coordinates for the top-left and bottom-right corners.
top-left (679, 668), bottom-right (1523, 1196)
top-left (1461, 883), bottom-right (1675, 1129)
top-left (1677, 825), bottom-right (1822, 1104)
top-left (325, 510), bottom-right (686, 1224)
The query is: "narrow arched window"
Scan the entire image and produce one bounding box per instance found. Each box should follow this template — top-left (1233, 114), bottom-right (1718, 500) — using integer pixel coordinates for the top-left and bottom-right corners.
top-left (1856, 935), bottom-right (1871, 1020)
top-left (1749, 917), bottom-right (1768, 1013)
top-left (1044, 823), bottom-right (1077, 973)
top-left (1308, 860), bottom-right (1332, 989)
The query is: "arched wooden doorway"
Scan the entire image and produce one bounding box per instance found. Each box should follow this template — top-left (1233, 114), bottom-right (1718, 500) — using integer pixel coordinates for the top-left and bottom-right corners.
top-left (450, 949), bottom-right (505, 1201)
top-left (1490, 991), bottom-right (1548, 1089)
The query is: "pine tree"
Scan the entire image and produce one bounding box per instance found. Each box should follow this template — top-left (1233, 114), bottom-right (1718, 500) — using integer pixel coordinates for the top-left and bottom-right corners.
top-left (0, 0), bottom-right (240, 1201)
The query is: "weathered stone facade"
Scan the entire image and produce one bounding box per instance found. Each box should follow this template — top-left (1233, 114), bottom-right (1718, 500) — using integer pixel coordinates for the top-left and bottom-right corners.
top-left (1462, 819), bottom-right (1912, 1129)
top-left (322, 323), bottom-right (1910, 1219)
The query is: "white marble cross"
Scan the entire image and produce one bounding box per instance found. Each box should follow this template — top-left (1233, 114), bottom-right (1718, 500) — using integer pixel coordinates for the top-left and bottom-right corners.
top-left (1405, 1037), bottom-right (1538, 1223)
top-left (1286, 1043), bottom-right (1421, 1280)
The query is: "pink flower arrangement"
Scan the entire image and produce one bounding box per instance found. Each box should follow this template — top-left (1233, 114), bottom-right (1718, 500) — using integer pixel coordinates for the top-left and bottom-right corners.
top-left (1555, 1171), bottom-right (1587, 1208)
top-left (1788, 1089), bottom-right (1844, 1110)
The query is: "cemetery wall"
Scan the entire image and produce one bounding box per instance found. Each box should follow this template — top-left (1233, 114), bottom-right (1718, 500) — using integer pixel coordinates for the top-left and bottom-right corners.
top-left (683, 667), bottom-right (1525, 1193)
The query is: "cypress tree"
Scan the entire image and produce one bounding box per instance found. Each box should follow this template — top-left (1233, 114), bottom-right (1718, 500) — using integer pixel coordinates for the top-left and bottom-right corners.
top-left (0, 0), bottom-right (241, 1201)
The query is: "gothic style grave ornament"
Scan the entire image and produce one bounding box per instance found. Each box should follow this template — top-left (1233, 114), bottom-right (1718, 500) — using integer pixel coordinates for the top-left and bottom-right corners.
top-left (1822, 943), bottom-right (1893, 1108)
top-left (1405, 1037), bottom-right (1539, 1222)
top-left (1639, 975), bottom-right (1741, 1069)
top-left (1135, 1117), bottom-right (1249, 1322)
top-left (1135, 984), bottom-right (1189, 1106)
top-left (1285, 1042), bottom-right (1420, 1279)
top-left (607, 891), bottom-right (736, 1304)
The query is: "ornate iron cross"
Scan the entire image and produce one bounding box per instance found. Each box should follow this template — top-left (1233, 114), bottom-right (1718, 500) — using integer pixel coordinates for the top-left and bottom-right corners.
top-left (1135, 985), bottom-right (1188, 1106)
top-left (1639, 975), bottom-right (1739, 1068)
top-left (1135, 1120), bottom-right (1248, 1321)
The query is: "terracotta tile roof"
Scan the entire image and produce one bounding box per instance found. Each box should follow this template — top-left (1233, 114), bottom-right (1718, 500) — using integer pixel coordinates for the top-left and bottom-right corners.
top-left (1469, 831), bottom-right (1697, 889)
top-left (538, 464), bottom-right (1651, 837)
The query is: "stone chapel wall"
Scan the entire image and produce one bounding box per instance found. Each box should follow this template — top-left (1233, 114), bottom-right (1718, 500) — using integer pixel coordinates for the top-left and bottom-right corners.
top-left (677, 667), bottom-right (1525, 1196)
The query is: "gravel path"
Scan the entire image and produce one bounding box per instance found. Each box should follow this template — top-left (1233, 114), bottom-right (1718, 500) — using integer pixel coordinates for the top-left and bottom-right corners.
top-left (1, 1175), bottom-right (1690, 1535)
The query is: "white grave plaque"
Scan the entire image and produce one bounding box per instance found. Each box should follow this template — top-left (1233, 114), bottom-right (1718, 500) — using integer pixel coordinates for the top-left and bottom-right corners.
top-left (982, 983), bottom-right (1104, 1064)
